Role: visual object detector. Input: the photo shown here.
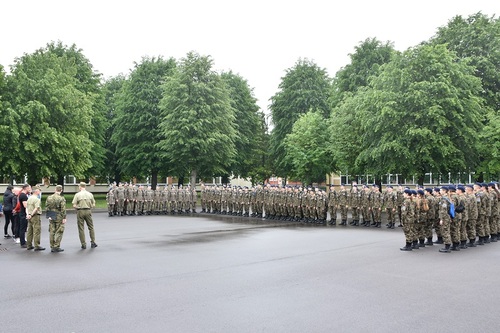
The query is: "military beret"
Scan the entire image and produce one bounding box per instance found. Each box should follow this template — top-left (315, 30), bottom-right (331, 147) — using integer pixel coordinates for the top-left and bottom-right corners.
top-left (425, 188), bottom-right (433, 193)
top-left (488, 182), bottom-right (495, 187)
top-left (372, 184), bottom-right (377, 187)
top-left (411, 190), bottom-right (417, 195)
top-left (448, 185), bottom-right (456, 191)
top-left (404, 189), bottom-right (412, 195)
top-left (474, 182), bottom-right (482, 187)
top-left (434, 187), bottom-right (440, 192)
top-left (386, 185), bottom-right (393, 189)
top-left (440, 186), bottom-right (448, 192)
top-left (55, 185), bottom-right (63, 192)
top-left (465, 184), bottom-right (474, 189)
top-left (417, 189), bottom-right (425, 195)
top-left (457, 186), bottom-right (466, 192)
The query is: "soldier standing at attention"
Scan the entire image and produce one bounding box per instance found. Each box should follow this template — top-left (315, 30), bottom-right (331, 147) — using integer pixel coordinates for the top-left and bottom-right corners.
top-left (338, 184), bottom-right (349, 226)
top-left (46, 185), bottom-right (66, 252)
top-left (26, 186), bottom-right (45, 251)
top-left (72, 182), bottom-right (97, 249)
top-left (383, 185), bottom-right (396, 229)
top-left (349, 185), bottom-right (361, 226)
top-left (327, 185), bottom-right (337, 225)
top-left (400, 189), bottom-right (415, 251)
top-left (371, 184), bottom-right (383, 228)
top-left (438, 186), bottom-right (453, 253)
top-left (106, 187), bottom-right (115, 217)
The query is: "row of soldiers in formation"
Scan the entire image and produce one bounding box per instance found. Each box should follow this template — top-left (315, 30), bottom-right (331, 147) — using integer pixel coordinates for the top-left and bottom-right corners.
top-left (399, 182), bottom-right (500, 253)
top-left (106, 183), bottom-right (197, 216)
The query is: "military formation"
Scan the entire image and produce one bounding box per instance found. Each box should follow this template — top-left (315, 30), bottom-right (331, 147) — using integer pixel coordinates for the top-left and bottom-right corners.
top-left (106, 181), bottom-right (500, 254)
top-left (106, 183), bottom-right (197, 217)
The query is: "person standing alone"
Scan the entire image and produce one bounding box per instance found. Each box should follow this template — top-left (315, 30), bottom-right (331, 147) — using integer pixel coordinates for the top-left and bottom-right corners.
top-left (46, 185), bottom-right (66, 252)
top-left (72, 182), bottom-right (97, 249)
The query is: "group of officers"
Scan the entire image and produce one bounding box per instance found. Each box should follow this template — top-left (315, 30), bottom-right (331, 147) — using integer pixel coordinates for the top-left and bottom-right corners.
top-left (106, 181), bottom-right (500, 253)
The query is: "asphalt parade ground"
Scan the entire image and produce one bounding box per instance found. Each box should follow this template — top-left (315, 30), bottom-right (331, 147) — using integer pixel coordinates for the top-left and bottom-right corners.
top-left (1, 212), bottom-right (499, 333)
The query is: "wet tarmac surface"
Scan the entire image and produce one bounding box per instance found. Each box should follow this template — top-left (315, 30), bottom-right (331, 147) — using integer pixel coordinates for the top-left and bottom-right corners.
top-left (1, 212), bottom-right (500, 332)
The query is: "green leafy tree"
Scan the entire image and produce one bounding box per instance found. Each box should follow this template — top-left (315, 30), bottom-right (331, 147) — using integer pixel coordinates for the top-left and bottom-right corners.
top-left (102, 75), bottom-right (126, 183)
top-left (158, 52), bottom-right (236, 186)
top-left (331, 38), bottom-right (395, 108)
top-left (221, 71), bottom-right (265, 179)
top-left (270, 59), bottom-right (331, 178)
top-left (111, 57), bottom-right (176, 189)
top-left (7, 44), bottom-right (95, 184)
top-left (338, 44), bottom-right (484, 184)
top-left (46, 42), bottom-right (107, 181)
top-left (430, 13), bottom-right (500, 178)
top-left (0, 65), bottom-right (20, 178)
top-left (284, 111), bottom-right (331, 185)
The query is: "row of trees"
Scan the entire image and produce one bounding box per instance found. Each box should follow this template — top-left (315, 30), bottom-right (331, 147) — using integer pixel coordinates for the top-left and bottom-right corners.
top-left (271, 12), bottom-right (500, 185)
top-left (0, 12), bottom-right (498, 188)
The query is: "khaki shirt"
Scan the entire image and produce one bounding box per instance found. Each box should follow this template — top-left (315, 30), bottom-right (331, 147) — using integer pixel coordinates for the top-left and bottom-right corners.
top-left (72, 190), bottom-right (95, 209)
top-left (27, 195), bottom-right (42, 215)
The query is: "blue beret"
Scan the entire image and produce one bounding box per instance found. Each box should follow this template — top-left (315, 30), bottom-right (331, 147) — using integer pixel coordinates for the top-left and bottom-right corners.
top-left (465, 184), bottom-right (474, 189)
top-left (488, 182), bottom-right (495, 187)
top-left (434, 187), bottom-right (440, 192)
top-left (457, 186), bottom-right (466, 192)
top-left (441, 186), bottom-right (449, 191)
top-left (386, 185), bottom-right (393, 189)
top-left (411, 190), bottom-right (417, 195)
top-left (448, 185), bottom-right (456, 191)
top-left (417, 189), bottom-right (425, 195)
top-left (404, 189), bottom-right (412, 195)
top-left (425, 188), bottom-right (433, 193)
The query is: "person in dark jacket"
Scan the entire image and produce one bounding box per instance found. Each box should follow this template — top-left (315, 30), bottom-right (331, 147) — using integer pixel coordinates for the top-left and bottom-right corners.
top-left (3, 185), bottom-right (15, 239)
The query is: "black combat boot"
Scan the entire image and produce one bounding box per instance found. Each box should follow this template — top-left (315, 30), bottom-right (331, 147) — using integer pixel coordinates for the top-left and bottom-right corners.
top-left (477, 236), bottom-right (485, 245)
top-left (108, 212), bottom-right (112, 217)
top-left (450, 242), bottom-right (460, 251)
top-left (439, 244), bottom-right (451, 253)
top-left (364, 221), bottom-right (371, 227)
top-left (386, 222), bottom-right (392, 229)
top-left (491, 234), bottom-right (498, 242)
top-left (467, 239), bottom-right (477, 247)
top-left (390, 223), bottom-right (395, 229)
top-left (485, 235), bottom-right (491, 244)
top-left (434, 236), bottom-right (444, 244)
top-left (375, 222), bottom-right (381, 228)
top-left (370, 221), bottom-right (377, 227)
top-left (353, 220), bottom-right (359, 226)
top-left (419, 239), bottom-right (425, 248)
top-left (329, 219), bottom-right (336, 226)
top-left (341, 220), bottom-right (347, 226)
top-left (424, 237), bottom-right (433, 246)
top-left (411, 240), bottom-right (419, 249)
top-left (400, 242), bottom-right (412, 251)
top-left (459, 240), bottom-right (468, 249)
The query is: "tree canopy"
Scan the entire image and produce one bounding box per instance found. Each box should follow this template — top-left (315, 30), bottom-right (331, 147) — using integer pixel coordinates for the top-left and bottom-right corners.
top-left (158, 52), bottom-right (237, 186)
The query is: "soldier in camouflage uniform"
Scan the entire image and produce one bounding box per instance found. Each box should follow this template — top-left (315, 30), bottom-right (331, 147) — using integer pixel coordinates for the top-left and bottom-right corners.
top-left (383, 185), bottom-right (396, 229)
top-left (361, 185), bottom-right (372, 227)
top-left (456, 186), bottom-right (468, 249)
top-left (371, 185), bottom-right (382, 228)
top-left (400, 189), bottom-right (415, 251)
top-left (337, 184), bottom-right (349, 225)
top-left (46, 185), bottom-right (67, 252)
top-left (486, 183), bottom-right (497, 242)
top-left (490, 183), bottom-right (500, 241)
top-left (106, 187), bottom-right (115, 217)
top-left (438, 186), bottom-right (453, 253)
top-left (349, 185), bottom-right (361, 226)
top-left (327, 185), bottom-right (337, 225)
top-left (433, 187), bottom-right (443, 243)
top-left (116, 183), bottom-right (125, 216)
top-left (414, 189), bottom-right (428, 247)
top-left (423, 188), bottom-right (436, 245)
top-left (136, 185), bottom-right (144, 215)
top-left (465, 185), bottom-right (478, 247)
top-left (125, 184), bottom-right (134, 216)
top-left (396, 185), bottom-right (404, 227)
top-left (447, 186), bottom-right (461, 251)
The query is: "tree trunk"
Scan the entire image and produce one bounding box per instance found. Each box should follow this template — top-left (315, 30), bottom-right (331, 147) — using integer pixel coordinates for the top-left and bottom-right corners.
top-left (151, 171), bottom-right (158, 190)
top-left (190, 170), bottom-right (197, 188)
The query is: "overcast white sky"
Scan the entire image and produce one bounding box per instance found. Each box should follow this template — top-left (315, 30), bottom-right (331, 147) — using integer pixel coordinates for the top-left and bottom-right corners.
top-left (1, 1), bottom-right (498, 113)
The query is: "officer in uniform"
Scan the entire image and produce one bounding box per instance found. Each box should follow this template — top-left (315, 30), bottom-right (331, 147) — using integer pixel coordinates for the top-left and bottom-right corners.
top-left (26, 186), bottom-right (45, 251)
top-left (72, 182), bottom-right (97, 249)
top-left (46, 185), bottom-right (66, 252)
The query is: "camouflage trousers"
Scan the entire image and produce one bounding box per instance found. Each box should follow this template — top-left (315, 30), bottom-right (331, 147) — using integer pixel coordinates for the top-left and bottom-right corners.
top-left (339, 205), bottom-right (348, 221)
top-left (386, 208), bottom-right (396, 224)
top-left (439, 218), bottom-right (452, 245)
top-left (467, 218), bottom-right (477, 240)
top-left (363, 207), bottom-right (371, 223)
top-left (328, 206), bottom-right (337, 221)
top-left (450, 218), bottom-right (461, 243)
top-left (476, 214), bottom-right (486, 237)
top-left (460, 217), bottom-right (468, 241)
top-left (414, 221), bottom-right (425, 241)
top-left (485, 215), bottom-right (491, 236)
top-left (351, 207), bottom-right (361, 221)
top-left (489, 215), bottom-right (498, 235)
top-left (424, 218), bottom-right (434, 239)
top-left (402, 217), bottom-right (414, 243)
top-left (372, 208), bottom-right (381, 223)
